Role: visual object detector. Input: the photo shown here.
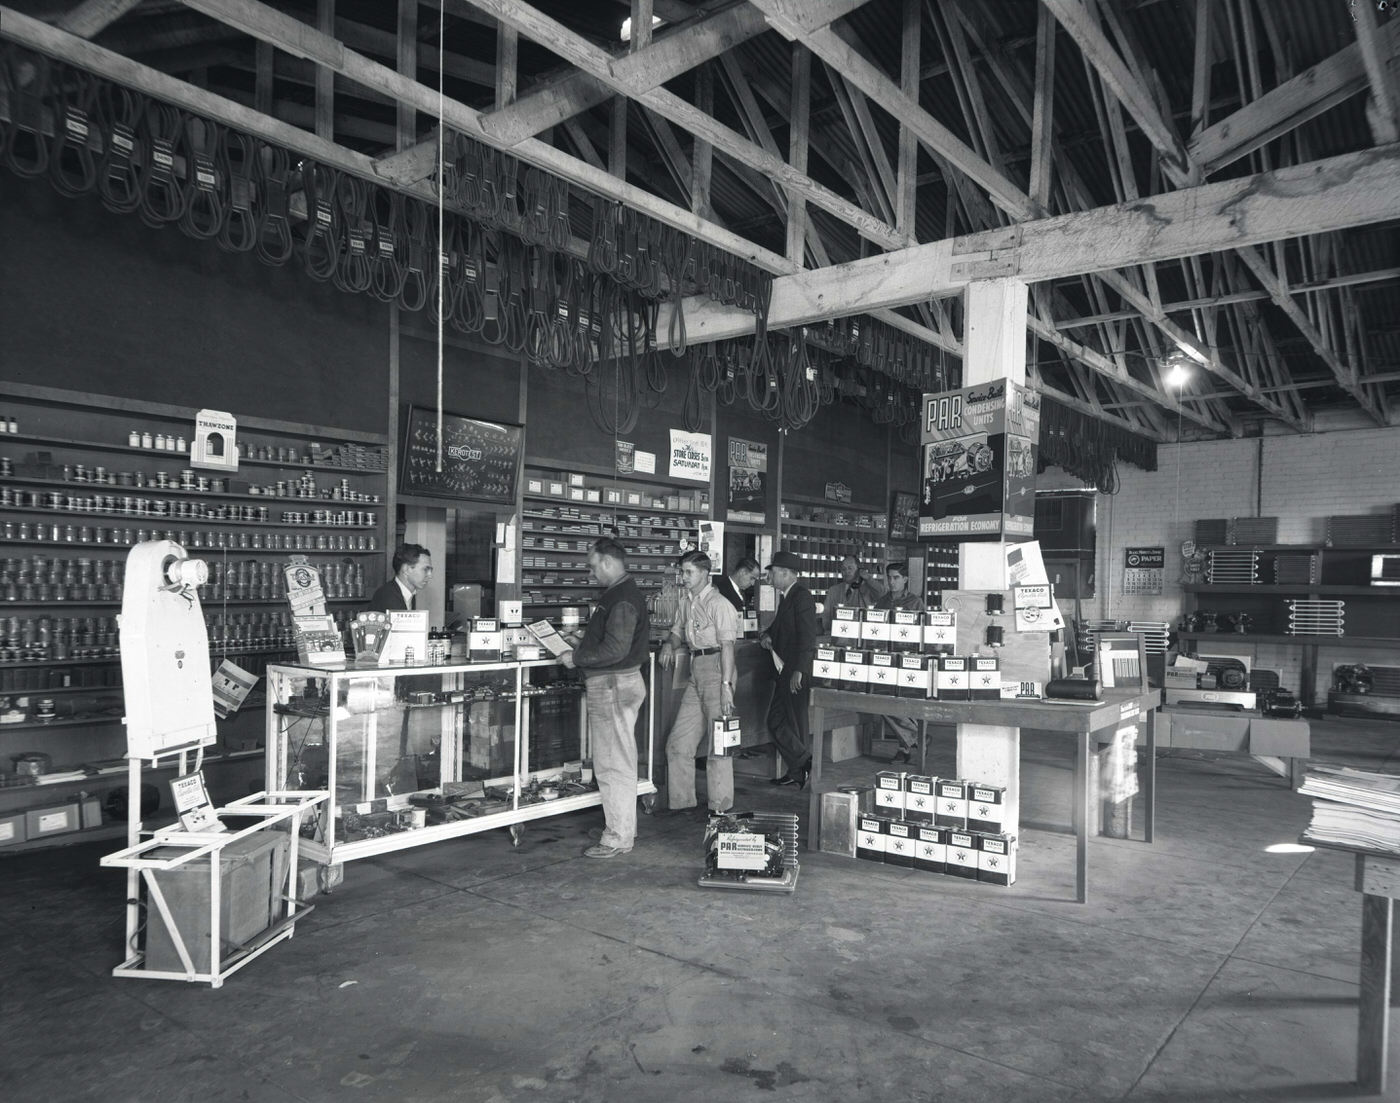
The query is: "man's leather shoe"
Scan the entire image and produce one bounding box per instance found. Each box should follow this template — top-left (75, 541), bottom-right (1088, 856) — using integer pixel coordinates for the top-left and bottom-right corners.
top-left (770, 774), bottom-right (800, 787)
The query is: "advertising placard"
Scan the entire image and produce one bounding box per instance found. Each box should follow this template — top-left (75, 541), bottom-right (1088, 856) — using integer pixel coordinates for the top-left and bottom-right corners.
top-left (918, 380), bottom-right (1039, 541)
top-left (726, 438), bottom-right (767, 524)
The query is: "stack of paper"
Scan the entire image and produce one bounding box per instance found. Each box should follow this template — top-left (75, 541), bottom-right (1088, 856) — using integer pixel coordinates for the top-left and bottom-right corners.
top-left (1299, 765), bottom-right (1400, 851)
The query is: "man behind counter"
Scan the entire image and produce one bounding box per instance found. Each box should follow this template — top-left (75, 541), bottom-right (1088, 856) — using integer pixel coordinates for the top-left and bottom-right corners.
top-left (821, 553), bottom-right (885, 634)
top-left (366, 543), bottom-right (433, 612)
top-left (713, 555), bottom-right (761, 614)
top-left (560, 538), bottom-right (650, 859)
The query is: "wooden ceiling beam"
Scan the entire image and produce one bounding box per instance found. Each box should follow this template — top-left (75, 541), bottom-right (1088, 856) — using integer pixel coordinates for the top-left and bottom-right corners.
top-left (749, 0), bottom-right (1036, 220)
top-left (1234, 245), bottom-right (1388, 425)
top-left (1055, 266), bottom-right (1400, 328)
top-left (55, 0), bottom-right (140, 38)
top-left (1191, 17), bottom-right (1400, 174)
top-left (1353, 0), bottom-right (1400, 145)
top-left (661, 144), bottom-right (1400, 343)
top-left (1040, 0), bottom-right (1196, 185)
top-left (452, 0), bottom-right (903, 247)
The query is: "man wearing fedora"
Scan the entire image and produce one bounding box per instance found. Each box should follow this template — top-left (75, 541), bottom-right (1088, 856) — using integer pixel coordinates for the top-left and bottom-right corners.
top-left (759, 549), bottom-right (819, 789)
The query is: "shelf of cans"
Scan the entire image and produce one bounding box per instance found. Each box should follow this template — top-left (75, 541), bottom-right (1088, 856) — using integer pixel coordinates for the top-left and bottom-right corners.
top-left (856, 769), bottom-right (1016, 886)
top-left (814, 605), bottom-right (1002, 700)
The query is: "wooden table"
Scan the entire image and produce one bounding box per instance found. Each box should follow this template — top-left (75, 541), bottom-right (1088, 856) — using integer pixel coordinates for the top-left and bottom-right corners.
top-left (1304, 841), bottom-right (1400, 1094)
top-left (808, 688), bottom-right (1161, 903)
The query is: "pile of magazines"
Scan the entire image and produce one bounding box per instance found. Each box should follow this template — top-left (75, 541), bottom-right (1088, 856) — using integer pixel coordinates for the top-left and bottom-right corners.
top-left (1299, 765), bottom-right (1400, 851)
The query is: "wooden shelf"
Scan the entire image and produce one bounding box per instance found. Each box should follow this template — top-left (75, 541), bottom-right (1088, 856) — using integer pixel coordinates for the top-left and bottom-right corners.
top-left (3, 502), bottom-right (376, 530)
top-left (1, 473), bottom-right (382, 508)
top-left (1, 432), bottom-right (386, 476)
top-left (1180, 632), bottom-right (1400, 647)
top-left (1185, 583), bottom-right (1400, 596)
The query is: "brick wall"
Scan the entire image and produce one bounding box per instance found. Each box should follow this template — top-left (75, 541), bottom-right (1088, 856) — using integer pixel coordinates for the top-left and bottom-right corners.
top-left (1060, 424), bottom-right (1400, 699)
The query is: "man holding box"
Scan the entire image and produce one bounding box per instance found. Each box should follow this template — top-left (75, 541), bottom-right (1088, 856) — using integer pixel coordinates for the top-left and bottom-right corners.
top-left (659, 550), bottom-right (739, 817)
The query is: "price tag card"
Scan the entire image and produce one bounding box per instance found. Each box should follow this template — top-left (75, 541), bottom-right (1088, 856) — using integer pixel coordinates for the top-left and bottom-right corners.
top-left (170, 771), bottom-right (225, 834)
top-left (715, 831), bottom-right (769, 871)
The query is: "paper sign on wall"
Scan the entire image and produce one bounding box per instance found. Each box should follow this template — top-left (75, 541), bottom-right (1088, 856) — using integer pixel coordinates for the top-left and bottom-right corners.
top-left (669, 430), bottom-right (711, 482)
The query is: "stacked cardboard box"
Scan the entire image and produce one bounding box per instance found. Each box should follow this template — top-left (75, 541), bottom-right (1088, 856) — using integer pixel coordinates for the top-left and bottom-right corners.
top-left (854, 769), bottom-right (1016, 886)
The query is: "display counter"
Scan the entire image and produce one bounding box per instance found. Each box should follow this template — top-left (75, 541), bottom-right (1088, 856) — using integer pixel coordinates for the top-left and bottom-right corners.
top-left (808, 688), bottom-right (1161, 903)
top-left (265, 655), bottom-right (657, 865)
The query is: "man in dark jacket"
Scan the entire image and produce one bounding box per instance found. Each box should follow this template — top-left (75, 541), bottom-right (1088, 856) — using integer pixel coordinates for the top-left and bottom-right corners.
top-left (713, 555), bottom-right (761, 614)
top-left (760, 550), bottom-right (818, 788)
top-left (561, 538), bottom-right (650, 858)
top-left (366, 543), bottom-right (432, 612)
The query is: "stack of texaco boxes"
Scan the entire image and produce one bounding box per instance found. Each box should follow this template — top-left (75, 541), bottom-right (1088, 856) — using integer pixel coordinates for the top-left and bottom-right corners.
top-left (814, 607), bottom-right (960, 696)
top-left (855, 770), bottom-right (1016, 885)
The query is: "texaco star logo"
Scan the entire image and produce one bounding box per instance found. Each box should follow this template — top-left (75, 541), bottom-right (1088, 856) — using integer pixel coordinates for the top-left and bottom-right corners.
top-left (955, 850), bottom-right (968, 861)
top-left (943, 800), bottom-right (958, 812)
top-left (913, 797), bottom-right (927, 809)
top-left (892, 840), bottom-right (906, 853)
top-left (976, 804), bottom-right (990, 817)
top-left (986, 856), bottom-right (1000, 869)
top-left (980, 675), bottom-right (995, 686)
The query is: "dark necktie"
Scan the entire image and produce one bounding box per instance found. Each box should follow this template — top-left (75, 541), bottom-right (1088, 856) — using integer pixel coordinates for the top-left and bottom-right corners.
top-left (410, 594), bottom-right (416, 610)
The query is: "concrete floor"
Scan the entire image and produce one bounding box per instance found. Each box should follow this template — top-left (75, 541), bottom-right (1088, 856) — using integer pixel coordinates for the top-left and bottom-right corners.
top-left (5, 716), bottom-right (1400, 1103)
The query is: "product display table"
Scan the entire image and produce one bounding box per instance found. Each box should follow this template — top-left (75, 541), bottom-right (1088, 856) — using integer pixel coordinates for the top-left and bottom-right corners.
top-left (1301, 840), bottom-right (1400, 1094)
top-left (808, 688), bottom-right (1161, 902)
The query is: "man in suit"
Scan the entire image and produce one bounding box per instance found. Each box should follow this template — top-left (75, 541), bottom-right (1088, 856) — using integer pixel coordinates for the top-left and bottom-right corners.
top-left (713, 555), bottom-right (761, 615)
top-left (760, 549), bottom-right (818, 789)
top-left (365, 543), bottom-right (433, 612)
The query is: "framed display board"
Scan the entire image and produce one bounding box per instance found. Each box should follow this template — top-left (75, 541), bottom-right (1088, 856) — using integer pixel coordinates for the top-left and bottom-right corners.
top-left (399, 405), bottom-right (522, 505)
top-left (890, 491), bottom-right (919, 542)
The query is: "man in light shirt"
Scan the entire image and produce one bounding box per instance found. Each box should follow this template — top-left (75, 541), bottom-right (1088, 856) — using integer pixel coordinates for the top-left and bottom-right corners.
top-left (659, 550), bottom-right (739, 817)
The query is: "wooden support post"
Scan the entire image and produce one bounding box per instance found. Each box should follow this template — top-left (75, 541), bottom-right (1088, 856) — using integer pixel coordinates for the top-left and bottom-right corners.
top-left (1359, 889), bottom-right (1394, 1094)
top-left (315, 0), bottom-right (335, 141)
top-left (786, 45), bottom-right (811, 267)
top-left (954, 276), bottom-right (1030, 845)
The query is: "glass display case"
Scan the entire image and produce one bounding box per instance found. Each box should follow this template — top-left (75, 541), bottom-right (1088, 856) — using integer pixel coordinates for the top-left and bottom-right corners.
top-left (264, 657), bottom-right (657, 864)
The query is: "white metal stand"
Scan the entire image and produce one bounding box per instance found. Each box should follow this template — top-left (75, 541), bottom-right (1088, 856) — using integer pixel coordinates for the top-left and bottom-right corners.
top-left (100, 747), bottom-right (326, 988)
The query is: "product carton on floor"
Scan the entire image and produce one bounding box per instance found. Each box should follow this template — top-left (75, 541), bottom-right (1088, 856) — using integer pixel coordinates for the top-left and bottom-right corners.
top-left (903, 774), bottom-right (936, 823)
top-left (875, 771), bottom-right (906, 815)
top-left (885, 819), bottom-right (916, 868)
top-left (856, 815), bottom-right (887, 863)
top-left (934, 778), bottom-right (968, 829)
top-left (966, 783), bottom-right (1006, 834)
top-left (977, 833), bottom-right (1017, 886)
top-left (914, 825), bottom-right (946, 873)
top-left (945, 830), bottom-right (979, 878)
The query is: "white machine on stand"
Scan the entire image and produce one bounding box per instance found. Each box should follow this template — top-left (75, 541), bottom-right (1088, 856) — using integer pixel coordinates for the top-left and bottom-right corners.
top-left (100, 540), bottom-right (325, 987)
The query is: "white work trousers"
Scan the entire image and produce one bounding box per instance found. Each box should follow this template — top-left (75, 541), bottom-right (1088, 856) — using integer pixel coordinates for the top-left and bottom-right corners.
top-left (664, 654), bottom-right (734, 812)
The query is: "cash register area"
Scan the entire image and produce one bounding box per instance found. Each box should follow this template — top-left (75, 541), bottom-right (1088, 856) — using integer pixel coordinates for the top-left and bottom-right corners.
top-left (3, 711), bottom-right (1388, 1103)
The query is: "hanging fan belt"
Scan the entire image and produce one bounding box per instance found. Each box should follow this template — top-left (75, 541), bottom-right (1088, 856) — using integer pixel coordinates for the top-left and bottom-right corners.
top-left (255, 144), bottom-right (294, 265)
top-left (179, 116), bottom-right (225, 240)
top-left (216, 127), bottom-right (257, 253)
top-left (96, 82), bottom-right (142, 214)
top-left (48, 62), bottom-right (98, 197)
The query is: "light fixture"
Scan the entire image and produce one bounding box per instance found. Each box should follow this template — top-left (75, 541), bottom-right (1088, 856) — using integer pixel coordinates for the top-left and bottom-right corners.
top-left (1163, 349), bottom-right (1193, 390)
top-left (620, 14), bottom-right (664, 41)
